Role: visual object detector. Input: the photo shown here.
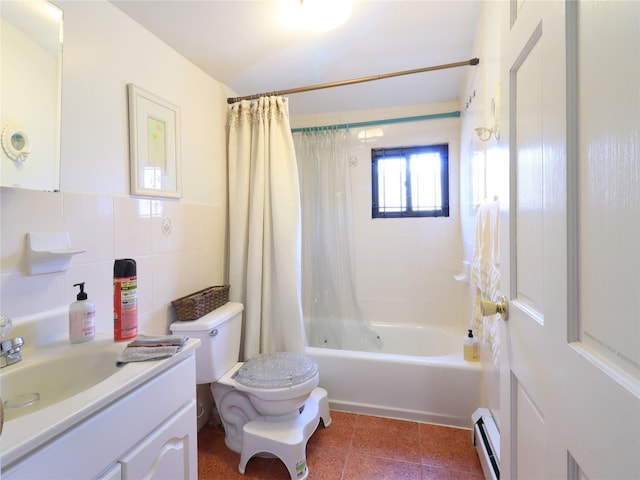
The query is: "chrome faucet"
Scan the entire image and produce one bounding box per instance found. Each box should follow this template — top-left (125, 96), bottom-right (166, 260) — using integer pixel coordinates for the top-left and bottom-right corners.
top-left (0, 315), bottom-right (24, 368)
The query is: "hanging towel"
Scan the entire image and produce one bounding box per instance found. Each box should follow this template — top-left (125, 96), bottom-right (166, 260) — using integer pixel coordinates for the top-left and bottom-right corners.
top-left (116, 334), bottom-right (188, 366)
top-left (471, 200), bottom-right (501, 367)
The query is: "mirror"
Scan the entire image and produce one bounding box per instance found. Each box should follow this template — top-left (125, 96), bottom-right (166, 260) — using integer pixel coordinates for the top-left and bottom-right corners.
top-left (1, 0), bottom-right (63, 191)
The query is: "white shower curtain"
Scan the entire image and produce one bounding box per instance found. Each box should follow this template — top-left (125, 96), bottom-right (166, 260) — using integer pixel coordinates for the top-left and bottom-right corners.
top-left (227, 96), bottom-right (305, 359)
top-left (294, 128), bottom-right (381, 351)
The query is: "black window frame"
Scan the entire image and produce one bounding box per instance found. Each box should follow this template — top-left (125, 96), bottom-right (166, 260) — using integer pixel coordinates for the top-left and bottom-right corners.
top-left (371, 143), bottom-right (449, 218)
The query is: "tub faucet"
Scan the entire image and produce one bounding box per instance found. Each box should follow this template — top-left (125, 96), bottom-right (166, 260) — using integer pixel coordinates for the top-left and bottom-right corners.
top-left (0, 315), bottom-right (24, 369)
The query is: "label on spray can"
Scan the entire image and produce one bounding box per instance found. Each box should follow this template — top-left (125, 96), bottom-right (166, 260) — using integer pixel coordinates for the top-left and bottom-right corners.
top-left (114, 259), bottom-right (138, 341)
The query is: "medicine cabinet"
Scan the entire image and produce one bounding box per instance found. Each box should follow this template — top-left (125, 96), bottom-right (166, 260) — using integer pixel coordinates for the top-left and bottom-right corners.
top-left (1, 0), bottom-right (63, 191)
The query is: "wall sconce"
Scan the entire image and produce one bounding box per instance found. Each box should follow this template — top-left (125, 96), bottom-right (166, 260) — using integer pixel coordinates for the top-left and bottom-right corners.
top-left (475, 125), bottom-right (498, 142)
top-left (475, 85), bottom-right (501, 142)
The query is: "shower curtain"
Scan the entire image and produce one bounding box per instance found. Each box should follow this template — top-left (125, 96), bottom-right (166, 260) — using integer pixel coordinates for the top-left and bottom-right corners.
top-left (294, 128), bottom-right (381, 350)
top-left (227, 96), bottom-right (305, 359)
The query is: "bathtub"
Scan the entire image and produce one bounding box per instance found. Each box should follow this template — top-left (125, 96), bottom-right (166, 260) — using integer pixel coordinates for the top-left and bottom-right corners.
top-left (305, 323), bottom-right (481, 428)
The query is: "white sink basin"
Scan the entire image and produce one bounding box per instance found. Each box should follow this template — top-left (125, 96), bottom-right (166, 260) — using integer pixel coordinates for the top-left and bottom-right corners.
top-left (1, 339), bottom-right (123, 421)
top-left (0, 329), bottom-right (200, 468)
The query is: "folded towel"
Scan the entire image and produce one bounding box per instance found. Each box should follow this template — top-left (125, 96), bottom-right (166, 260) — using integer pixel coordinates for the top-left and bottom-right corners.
top-left (116, 335), bottom-right (188, 366)
top-left (127, 334), bottom-right (188, 346)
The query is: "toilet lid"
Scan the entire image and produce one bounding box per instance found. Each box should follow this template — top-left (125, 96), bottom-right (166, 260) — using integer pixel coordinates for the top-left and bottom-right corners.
top-left (234, 352), bottom-right (318, 389)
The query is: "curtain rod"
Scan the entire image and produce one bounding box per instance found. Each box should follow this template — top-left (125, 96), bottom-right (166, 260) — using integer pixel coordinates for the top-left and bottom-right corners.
top-left (290, 111), bottom-right (460, 133)
top-left (227, 58), bottom-right (479, 104)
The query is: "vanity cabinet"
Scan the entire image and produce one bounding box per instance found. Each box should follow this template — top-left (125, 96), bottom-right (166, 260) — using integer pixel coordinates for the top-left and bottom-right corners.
top-left (3, 355), bottom-right (198, 479)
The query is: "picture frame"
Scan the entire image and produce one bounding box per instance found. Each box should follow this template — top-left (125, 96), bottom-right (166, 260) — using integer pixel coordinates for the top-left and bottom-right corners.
top-left (128, 84), bottom-right (181, 198)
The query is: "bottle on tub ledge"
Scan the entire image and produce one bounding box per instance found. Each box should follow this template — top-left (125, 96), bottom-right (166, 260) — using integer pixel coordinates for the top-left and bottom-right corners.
top-left (113, 258), bottom-right (138, 341)
top-left (464, 329), bottom-right (480, 362)
top-left (69, 282), bottom-right (95, 344)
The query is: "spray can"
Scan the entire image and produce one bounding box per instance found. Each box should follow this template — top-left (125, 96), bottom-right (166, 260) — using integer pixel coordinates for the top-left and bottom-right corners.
top-left (113, 259), bottom-right (138, 341)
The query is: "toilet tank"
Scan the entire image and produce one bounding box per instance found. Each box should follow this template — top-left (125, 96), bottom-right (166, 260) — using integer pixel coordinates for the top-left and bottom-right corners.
top-left (170, 302), bottom-right (243, 384)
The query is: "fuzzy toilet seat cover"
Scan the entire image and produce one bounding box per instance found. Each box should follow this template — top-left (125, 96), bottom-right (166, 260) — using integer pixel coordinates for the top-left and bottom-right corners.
top-left (234, 352), bottom-right (318, 389)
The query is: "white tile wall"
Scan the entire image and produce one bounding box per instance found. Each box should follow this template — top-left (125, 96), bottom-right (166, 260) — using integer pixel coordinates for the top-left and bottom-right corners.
top-left (113, 197), bottom-right (153, 259)
top-left (457, 1), bottom-right (503, 413)
top-left (291, 103), bottom-right (465, 328)
top-left (0, 1), bottom-right (228, 338)
top-left (1, 0), bottom-right (474, 340)
top-left (0, 189), bottom-right (226, 336)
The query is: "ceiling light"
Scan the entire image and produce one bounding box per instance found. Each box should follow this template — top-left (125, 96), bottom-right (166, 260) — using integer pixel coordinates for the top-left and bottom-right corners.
top-left (279, 0), bottom-right (352, 32)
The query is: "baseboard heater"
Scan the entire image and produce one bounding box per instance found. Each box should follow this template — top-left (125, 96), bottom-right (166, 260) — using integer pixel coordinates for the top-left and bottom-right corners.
top-left (472, 408), bottom-right (500, 480)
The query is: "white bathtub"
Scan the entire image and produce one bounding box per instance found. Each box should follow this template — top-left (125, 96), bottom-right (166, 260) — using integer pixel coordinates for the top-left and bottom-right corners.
top-left (305, 323), bottom-right (481, 428)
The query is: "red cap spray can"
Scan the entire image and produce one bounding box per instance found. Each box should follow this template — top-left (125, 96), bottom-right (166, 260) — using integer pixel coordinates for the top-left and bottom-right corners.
top-left (114, 259), bottom-right (137, 341)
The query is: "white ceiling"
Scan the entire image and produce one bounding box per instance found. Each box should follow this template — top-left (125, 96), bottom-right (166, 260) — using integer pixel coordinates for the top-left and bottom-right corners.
top-left (111, 1), bottom-right (482, 115)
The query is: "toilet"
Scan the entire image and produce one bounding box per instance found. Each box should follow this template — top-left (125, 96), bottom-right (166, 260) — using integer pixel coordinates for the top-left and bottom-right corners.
top-left (170, 302), bottom-right (331, 480)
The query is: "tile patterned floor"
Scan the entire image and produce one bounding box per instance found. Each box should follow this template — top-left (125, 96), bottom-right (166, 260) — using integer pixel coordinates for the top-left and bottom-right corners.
top-left (197, 411), bottom-right (485, 479)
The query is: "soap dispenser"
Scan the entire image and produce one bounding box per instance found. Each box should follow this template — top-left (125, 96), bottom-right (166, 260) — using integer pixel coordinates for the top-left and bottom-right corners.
top-left (464, 329), bottom-right (479, 362)
top-left (69, 282), bottom-right (96, 343)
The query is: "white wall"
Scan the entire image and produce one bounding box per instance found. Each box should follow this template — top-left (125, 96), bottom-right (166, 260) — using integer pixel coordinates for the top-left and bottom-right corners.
top-left (291, 1), bottom-right (505, 420)
top-left (292, 102), bottom-right (465, 328)
top-left (0, 1), bottom-right (229, 336)
top-left (458, 2), bottom-right (506, 423)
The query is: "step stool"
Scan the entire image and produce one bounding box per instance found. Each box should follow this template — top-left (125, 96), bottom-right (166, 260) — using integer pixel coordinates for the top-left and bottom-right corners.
top-left (238, 387), bottom-right (332, 480)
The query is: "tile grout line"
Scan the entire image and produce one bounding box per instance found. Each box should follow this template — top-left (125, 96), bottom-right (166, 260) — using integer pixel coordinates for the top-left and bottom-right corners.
top-left (339, 413), bottom-right (360, 480)
top-left (196, 411), bottom-right (484, 479)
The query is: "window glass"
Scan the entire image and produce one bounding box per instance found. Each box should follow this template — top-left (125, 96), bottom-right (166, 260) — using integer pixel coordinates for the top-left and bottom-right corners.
top-left (372, 144), bottom-right (449, 218)
top-left (377, 156), bottom-right (406, 213)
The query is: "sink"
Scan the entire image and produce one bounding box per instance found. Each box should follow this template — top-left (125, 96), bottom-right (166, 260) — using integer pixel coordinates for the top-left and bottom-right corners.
top-left (0, 319), bottom-right (200, 469)
top-left (1, 339), bottom-right (123, 420)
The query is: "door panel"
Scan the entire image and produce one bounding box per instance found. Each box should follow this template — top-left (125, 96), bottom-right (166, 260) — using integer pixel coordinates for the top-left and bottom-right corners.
top-left (514, 378), bottom-right (545, 480)
top-left (514, 25), bottom-right (544, 320)
top-left (500, 1), bottom-right (640, 479)
top-left (574, 0), bottom-right (640, 386)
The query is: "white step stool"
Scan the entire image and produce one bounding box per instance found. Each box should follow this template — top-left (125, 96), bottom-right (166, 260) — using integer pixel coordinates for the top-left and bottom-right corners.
top-left (238, 387), bottom-right (332, 480)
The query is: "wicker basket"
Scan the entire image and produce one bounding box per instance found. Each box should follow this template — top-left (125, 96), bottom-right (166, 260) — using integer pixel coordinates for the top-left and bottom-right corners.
top-left (172, 285), bottom-right (230, 321)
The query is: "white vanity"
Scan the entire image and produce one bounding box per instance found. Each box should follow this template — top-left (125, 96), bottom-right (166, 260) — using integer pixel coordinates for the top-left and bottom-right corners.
top-left (0, 308), bottom-right (200, 479)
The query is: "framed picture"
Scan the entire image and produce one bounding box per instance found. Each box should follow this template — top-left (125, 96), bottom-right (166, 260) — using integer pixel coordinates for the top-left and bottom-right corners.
top-left (128, 84), bottom-right (181, 198)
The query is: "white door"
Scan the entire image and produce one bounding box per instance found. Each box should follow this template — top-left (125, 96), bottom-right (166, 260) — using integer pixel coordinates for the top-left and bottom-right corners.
top-left (499, 1), bottom-right (640, 479)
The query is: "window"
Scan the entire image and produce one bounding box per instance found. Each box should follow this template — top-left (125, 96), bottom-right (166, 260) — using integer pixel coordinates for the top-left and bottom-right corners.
top-left (371, 144), bottom-right (449, 218)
